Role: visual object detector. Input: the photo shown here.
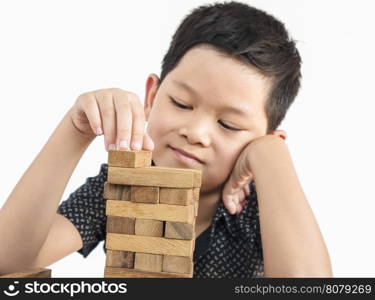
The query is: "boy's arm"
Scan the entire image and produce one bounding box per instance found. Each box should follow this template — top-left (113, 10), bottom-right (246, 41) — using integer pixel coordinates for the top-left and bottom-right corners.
top-left (0, 108), bottom-right (94, 273)
top-left (248, 135), bottom-right (333, 277)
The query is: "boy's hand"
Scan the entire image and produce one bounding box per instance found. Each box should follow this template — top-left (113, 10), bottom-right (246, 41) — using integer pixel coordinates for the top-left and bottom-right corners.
top-left (222, 142), bottom-right (254, 215)
top-left (69, 88), bottom-right (154, 151)
top-left (222, 132), bottom-right (286, 215)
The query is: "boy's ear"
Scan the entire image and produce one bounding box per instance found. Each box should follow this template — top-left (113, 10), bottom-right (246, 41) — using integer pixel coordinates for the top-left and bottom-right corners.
top-left (271, 129), bottom-right (287, 140)
top-left (144, 73), bottom-right (160, 121)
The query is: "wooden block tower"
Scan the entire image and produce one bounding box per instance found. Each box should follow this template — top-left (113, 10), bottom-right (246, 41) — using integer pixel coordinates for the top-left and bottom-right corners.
top-left (103, 150), bottom-right (201, 278)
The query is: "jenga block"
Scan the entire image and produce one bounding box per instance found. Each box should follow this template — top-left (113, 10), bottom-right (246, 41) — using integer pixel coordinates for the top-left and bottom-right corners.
top-left (193, 188), bottom-right (200, 216)
top-left (108, 166), bottom-right (201, 188)
top-left (193, 187), bottom-right (200, 201)
top-left (106, 216), bottom-right (135, 234)
top-left (106, 233), bottom-right (194, 257)
top-left (104, 266), bottom-right (192, 278)
top-left (108, 150), bottom-right (152, 168)
top-left (0, 268), bottom-right (51, 278)
top-left (135, 219), bottom-right (163, 237)
top-left (106, 200), bottom-right (195, 224)
top-left (131, 186), bottom-right (159, 204)
top-left (162, 255), bottom-right (193, 275)
top-left (134, 253), bottom-right (163, 272)
top-left (159, 188), bottom-right (194, 205)
top-left (104, 182), bottom-right (131, 200)
top-left (105, 249), bottom-right (134, 268)
top-left (194, 200), bottom-right (199, 217)
top-left (165, 222), bottom-right (194, 240)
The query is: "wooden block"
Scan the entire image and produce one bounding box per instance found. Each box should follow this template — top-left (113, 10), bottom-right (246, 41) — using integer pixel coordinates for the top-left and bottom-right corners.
top-left (193, 187), bottom-right (200, 201)
top-left (108, 166), bottom-right (201, 188)
top-left (135, 219), bottom-right (163, 237)
top-left (106, 233), bottom-right (194, 257)
top-left (159, 188), bottom-right (194, 205)
top-left (165, 221), bottom-right (194, 240)
top-left (104, 266), bottom-right (192, 278)
top-left (104, 182), bottom-right (131, 200)
top-left (194, 200), bottom-right (199, 217)
top-left (193, 188), bottom-right (200, 216)
top-left (162, 255), bottom-right (193, 275)
top-left (0, 268), bottom-right (51, 278)
top-left (134, 253), bottom-right (163, 272)
top-left (108, 150), bottom-right (152, 168)
top-left (106, 216), bottom-right (135, 234)
top-left (131, 186), bottom-right (159, 203)
top-left (105, 249), bottom-right (134, 268)
top-left (106, 200), bottom-right (195, 224)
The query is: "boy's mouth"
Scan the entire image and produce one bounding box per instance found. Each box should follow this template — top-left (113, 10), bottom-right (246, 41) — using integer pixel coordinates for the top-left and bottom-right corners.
top-left (168, 146), bottom-right (205, 165)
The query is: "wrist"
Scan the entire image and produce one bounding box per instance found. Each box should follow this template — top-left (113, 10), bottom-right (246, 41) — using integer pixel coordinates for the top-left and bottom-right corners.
top-left (248, 135), bottom-right (289, 174)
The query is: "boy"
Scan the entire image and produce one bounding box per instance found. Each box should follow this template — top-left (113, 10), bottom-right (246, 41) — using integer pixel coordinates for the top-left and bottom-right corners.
top-left (0, 1), bottom-right (332, 278)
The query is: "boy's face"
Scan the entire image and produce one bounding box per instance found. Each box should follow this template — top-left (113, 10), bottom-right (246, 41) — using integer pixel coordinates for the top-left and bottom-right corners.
top-left (144, 45), bottom-right (272, 193)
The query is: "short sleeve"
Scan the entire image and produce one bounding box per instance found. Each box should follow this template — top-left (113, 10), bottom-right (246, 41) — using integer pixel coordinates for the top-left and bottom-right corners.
top-left (57, 163), bottom-right (108, 258)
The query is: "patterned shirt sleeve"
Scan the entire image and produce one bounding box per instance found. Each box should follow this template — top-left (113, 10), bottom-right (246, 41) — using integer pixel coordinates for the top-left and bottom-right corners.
top-left (56, 163), bottom-right (108, 258)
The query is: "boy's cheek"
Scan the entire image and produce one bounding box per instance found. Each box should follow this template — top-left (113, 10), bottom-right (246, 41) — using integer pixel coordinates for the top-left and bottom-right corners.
top-left (200, 168), bottom-right (230, 192)
top-left (209, 153), bottom-right (237, 183)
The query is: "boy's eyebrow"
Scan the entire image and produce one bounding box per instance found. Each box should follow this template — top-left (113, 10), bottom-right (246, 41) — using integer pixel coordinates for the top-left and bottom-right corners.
top-left (172, 79), bottom-right (254, 119)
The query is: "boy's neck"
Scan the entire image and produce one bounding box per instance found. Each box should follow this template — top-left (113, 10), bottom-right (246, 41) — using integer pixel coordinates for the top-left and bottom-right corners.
top-left (195, 187), bottom-right (222, 237)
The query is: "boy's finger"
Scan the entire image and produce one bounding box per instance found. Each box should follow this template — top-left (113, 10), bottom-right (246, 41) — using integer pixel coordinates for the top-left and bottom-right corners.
top-left (237, 191), bottom-right (247, 214)
top-left (244, 184), bottom-right (250, 197)
top-left (81, 94), bottom-right (102, 136)
top-left (129, 96), bottom-right (146, 150)
top-left (98, 93), bottom-right (117, 151)
top-left (236, 203), bottom-right (243, 214)
top-left (114, 96), bottom-right (132, 150)
top-left (223, 192), bottom-right (237, 215)
top-left (235, 191), bottom-right (244, 214)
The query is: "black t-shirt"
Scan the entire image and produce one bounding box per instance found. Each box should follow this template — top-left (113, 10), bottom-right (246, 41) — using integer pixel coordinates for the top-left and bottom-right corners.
top-left (57, 163), bottom-right (264, 278)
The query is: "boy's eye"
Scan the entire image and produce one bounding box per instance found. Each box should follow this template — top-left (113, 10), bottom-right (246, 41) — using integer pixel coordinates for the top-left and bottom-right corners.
top-left (170, 98), bottom-right (191, 109)
top-left (218, 121), bottom-right (241, 131)
top-left (170, 97), bottom-right (241, 132)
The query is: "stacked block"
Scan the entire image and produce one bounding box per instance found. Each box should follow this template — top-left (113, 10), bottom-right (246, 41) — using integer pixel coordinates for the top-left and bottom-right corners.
top-left (103, 150), bottom-right (201, 278)
top-left (0, 268), bottom-right (51, 278)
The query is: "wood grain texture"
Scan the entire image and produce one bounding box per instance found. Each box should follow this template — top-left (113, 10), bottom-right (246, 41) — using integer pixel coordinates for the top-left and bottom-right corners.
top-left (162, 255), bottom-right (193, 275)
top-left (134, 253), bottom-right (163, 272)
top-left (194, 200), bottom-right (199, 217)
top-left (104, 182), bottom-right (131, 201)
top-left (105, 249), bottom-right (134, 268)
top-left (193, 188), bottom-right (200, 216)
top-left (106, 233), bottom-right (194, 257)
top-left (193, 188), bottom-right (200, 201)
top-left (165, 222), bottom-right (194, 240)
top-left (159, 188), bottom-right (194, 205)
top-left (131, 186), bottom-right (159, 204)
top-left (135, 219), bottom-right (164, 237)
top-left (0, 268), bottom-right (51, 278)
top-left (106, 200), bottom-right (195, 224)
top-left (106, 216), bottom-right (135, 234)
top-left (108, 166), bottom-right (202, 188)
top-left (104, 266), bottom-right (192, 278)
top-left (108, 150), bottom-right (152, 168)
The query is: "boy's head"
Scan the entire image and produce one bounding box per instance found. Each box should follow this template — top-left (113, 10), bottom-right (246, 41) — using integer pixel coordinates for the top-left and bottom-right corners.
top-left (144, 1), bottom-right (301, 193)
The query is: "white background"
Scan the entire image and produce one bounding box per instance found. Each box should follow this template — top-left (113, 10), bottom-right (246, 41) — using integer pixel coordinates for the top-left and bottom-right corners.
top-left (0, 0), bottom-right (374, 277)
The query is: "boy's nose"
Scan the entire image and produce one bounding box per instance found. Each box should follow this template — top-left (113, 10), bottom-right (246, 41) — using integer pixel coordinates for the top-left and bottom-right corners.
top-left (177, 120), bottom-right (211, 147)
